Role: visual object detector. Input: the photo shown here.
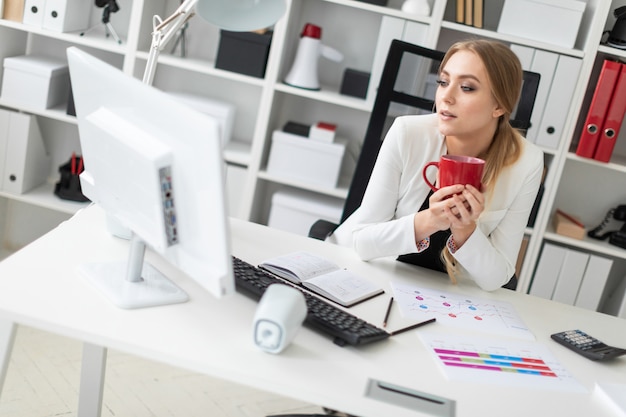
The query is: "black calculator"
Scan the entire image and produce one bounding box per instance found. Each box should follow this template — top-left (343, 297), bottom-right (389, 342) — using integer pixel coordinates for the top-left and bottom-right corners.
top-left (551, 330), bottom-right (626, 361)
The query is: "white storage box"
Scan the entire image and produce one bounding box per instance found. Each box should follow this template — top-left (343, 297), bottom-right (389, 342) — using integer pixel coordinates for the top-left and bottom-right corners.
top-left (2, 55), bottom-right (70, 109)
top-left (23, 0), bottom-right (46, 28)
top-left (267, 130), bottom-right (347, 188)
top-left (0, 109), bottom-right (51, 194)
top-left (497, 0), bottom-right (585, 49)
top-left (268, 188), bottom-right (343, 236)
top-left (42, 0), bottom-right (92, 32)
top-left (167, 92), bottom-right (235, 147)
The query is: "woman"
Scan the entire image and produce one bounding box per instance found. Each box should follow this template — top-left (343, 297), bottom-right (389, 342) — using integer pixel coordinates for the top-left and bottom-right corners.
top-left (327, 39), bottom-right (544, 291)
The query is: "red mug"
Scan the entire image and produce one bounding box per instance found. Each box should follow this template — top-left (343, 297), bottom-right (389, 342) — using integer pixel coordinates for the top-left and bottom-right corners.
top-left (422, 155), bottom-right (485, 192)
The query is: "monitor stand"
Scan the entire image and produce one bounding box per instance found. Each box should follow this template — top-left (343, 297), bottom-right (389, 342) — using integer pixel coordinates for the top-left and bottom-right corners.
top-left (77, 234), bottom-right (189, 309)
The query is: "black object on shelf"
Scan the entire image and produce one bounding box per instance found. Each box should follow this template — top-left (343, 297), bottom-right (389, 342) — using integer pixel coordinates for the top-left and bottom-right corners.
top-left (607, 6), bottom-right (626, 49)
top-left (215, 30), bottom-right (273, 78)
top-left (588, 205), bottom-right (626, 249)
top-left (283, 121), bottom-right (310, 137)
top-left (340, 68), bottom-right (370, 99)
top-left (54, 154), bottom-right (89, 202)
top-left (610, 231), bottom-right (626, 249)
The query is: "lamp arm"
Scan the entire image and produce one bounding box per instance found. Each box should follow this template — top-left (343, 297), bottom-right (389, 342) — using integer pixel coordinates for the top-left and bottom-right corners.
top-left (142, 0), bottom-right (198, 85)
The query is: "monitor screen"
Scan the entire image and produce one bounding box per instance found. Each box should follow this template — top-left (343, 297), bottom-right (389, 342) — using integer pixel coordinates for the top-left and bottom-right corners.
top-left (67, 47), bottom-right (234, 308)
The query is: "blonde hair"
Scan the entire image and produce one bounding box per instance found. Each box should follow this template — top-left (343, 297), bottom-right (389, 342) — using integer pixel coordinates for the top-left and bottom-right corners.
top-left (439, 39), bottom-right (525, 283)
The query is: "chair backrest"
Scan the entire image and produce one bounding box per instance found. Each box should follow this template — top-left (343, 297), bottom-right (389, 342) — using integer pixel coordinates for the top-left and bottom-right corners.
top-left (340, 39), bottom-right (540, 223)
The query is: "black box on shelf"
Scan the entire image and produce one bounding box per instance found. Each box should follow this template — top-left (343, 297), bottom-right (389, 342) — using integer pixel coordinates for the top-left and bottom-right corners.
top-left (340, 68), bottom-right (370, 99)
top-left (215, 30), bottom-right (273, 78)
top-left (283, 121), bottom-right (310, 137)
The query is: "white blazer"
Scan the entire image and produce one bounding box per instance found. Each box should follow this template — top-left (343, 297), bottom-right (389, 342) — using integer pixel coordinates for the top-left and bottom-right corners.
top-left (328, 113), bottom-right (544, 291)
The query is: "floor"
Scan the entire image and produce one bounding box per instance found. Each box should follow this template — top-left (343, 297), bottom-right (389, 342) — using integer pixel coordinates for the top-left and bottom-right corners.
top-left (0, 325), bottom-right (324, 417)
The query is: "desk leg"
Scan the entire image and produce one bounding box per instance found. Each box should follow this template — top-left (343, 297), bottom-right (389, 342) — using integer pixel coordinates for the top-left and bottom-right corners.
top-left (77, 343), bottom-right (107, 417)
top-left (0, 320), bottom-right (16, 395)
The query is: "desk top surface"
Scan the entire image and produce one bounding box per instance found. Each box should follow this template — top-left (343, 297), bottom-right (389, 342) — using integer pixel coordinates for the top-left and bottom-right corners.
top-left (0, 205), bottom-right (624, 417)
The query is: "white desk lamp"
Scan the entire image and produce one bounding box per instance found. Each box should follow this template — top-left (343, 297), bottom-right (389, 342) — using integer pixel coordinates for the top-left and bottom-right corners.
top-left (143, 0), bottom-right (287, 85)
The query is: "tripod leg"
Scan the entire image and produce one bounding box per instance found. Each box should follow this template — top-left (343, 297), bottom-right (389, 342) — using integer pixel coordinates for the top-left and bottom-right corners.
top-left (80, 24), bottom-right (102, 37)
top-left (104, 22), bottom-right (122, 44)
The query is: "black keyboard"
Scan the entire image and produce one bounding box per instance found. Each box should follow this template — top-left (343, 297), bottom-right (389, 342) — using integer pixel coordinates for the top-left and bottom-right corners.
top-left (232, 256), bottom-right (390, 347)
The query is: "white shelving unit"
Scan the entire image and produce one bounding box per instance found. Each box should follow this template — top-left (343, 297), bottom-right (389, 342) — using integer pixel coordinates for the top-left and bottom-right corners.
top-left (1, 0), bottom-right (625, 312)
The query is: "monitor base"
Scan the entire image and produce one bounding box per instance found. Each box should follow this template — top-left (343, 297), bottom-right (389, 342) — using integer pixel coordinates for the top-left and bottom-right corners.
top-left (78, 261), bottom-right (189, 309)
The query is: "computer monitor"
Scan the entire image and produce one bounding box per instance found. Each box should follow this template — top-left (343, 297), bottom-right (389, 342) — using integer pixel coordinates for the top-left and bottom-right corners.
top-left (67, 47), bottom-right (234, 308)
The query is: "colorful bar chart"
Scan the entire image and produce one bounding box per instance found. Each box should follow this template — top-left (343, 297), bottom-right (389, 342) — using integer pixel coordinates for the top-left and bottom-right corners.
top-left (434, 348), bottom-right (557, 377)
top-left (419, 332), bottom-right (586, 393)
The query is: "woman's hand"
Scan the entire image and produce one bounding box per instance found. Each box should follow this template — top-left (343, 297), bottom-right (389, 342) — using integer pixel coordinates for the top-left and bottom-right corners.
top-left (413, 185), bottom-right (484, 246)
top-left (444, 185), bottom-right (485, 247)
top-left (427, 184), bottom-right (466, 230)
top-left (445, 185), bottom-right (484, 222)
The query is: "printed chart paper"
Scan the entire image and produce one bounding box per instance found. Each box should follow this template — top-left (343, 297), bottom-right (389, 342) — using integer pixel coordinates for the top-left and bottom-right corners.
top-left (391, 283), bottom-right (533, 340)
top-left (419, 332), bottom-right (586, 393)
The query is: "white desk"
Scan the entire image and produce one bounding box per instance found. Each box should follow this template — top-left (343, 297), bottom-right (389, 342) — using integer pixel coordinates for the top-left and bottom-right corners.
top-left (0, 205), bottom-right (624, 417)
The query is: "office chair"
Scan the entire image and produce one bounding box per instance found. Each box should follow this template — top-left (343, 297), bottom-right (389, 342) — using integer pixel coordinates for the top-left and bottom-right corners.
top-left (310, 40), bottom-right (443, 241)
top-left (307, 39), bottom-right (541, 291)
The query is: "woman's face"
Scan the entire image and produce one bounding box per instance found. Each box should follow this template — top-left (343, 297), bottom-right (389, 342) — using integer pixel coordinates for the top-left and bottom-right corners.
top-left (435, 50), bottom-right (504, 143)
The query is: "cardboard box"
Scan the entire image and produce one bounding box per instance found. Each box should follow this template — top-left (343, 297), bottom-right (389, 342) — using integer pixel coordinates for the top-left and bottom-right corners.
top-left (497, 0), bottom-right (585, 49)
top-left (268, 188), bottom-right (343, 237)
top-left (2, 55), bottom-right (70, 109)
top-left (2, 0), bottom-right (25, 22)
top-left (215, 30), bottom-right (272, 78)
top-left (267, 130), bottom-right (347, 188)
top-left (553, 210), bottom-right (585, 240)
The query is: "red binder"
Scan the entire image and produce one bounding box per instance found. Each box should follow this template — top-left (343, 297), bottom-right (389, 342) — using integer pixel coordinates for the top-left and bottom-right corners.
top-left (594, 63), bottom-right (626, 162)
top-left (575, 60), bottom-right (621, 158)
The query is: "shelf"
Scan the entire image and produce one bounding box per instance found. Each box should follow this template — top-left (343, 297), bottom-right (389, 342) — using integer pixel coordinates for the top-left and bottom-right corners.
top-left (598, 44), bottom-right (626, 59)
top-left (257, 170), bottom-right (350, 199)
top-left (566, 152), bottom-right (626, 174)
top-left (0, 100), bottom-right (77, 125)
top-left (0, 182), bottom-right (89, 215)
top-left (440, 21), bottom-right (586, 58)
top-left (544, 229), bottom-right (626, 261)
top-left (275, 83), bottom-right (373, 112)
top-left (0, 19), bottom-right (129, 55)
top-left (322, 0), bottom-right (433, 23)
top-left (136, 52), bottom-right (267, 87)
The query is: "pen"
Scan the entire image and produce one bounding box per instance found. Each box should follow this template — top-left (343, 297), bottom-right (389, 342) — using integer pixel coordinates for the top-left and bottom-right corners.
top-left (389, 318), bottom-right (436, 336)
top-left (382, 297), bottom-right (394, 328)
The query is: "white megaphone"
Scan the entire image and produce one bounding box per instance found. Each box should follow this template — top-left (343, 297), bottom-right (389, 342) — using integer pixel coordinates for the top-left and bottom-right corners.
top-left (284, 23), bottom-right (343, 90)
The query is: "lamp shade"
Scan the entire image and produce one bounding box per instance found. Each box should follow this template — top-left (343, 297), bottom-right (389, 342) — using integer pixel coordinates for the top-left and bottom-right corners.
top-left (196, 0), bottom-right (287, 32)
